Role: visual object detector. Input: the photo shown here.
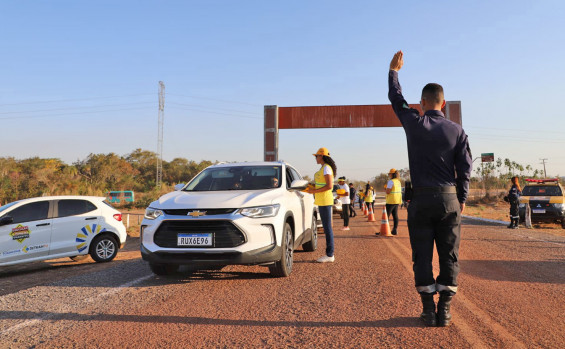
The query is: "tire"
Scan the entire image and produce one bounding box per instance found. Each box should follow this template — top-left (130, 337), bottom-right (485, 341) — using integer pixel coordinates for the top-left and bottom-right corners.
top-left (302, 215), bottom-right (318, 252)
top-left (89, 234), bottom-right (119, 263)
top-left (269, 222), bottom-right (294, 277)
top-left (561, 219), bottom-right (565, 229)
top-left (149, 262), bottom-right (179, 275)
top-left (69, 255), bottom-right (89, 262)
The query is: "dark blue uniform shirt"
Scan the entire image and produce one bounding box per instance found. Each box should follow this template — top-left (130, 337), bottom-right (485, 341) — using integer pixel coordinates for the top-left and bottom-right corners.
top-left (508, 184), bottom-right (521, 203)
top-left (388, 70), bottom-right (472, 204)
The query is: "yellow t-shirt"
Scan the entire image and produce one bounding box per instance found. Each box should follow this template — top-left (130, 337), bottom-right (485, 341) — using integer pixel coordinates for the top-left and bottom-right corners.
top-left (364, 189), bottom-right (374, 202)
top-left (314, 164), bottom-right (334, 206)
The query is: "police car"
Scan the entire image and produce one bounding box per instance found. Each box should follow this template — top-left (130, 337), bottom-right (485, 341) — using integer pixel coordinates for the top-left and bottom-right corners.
top-left (0, 196), bottom-right (127, 267)
top-left (519, 179), bottom-right (565, 228)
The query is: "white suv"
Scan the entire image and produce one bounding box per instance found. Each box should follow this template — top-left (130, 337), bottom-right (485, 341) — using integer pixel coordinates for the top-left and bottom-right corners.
top-left (0, 196), bottom-right (127, 267)
top-left (140, 161), bottom-right (318, 277)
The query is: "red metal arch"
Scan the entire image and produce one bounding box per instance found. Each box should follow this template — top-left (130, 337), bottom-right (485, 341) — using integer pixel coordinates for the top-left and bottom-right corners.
top-left (264, 102), bottom-right (462, 161)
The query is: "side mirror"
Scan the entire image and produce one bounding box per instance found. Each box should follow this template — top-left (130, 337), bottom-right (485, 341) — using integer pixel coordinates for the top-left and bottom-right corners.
top-left (174, 183), bottom-right (185, 191)
top-left (0, 216), bottom-right (14, 226)
top-left (290, 179), bottom-right (308, 191)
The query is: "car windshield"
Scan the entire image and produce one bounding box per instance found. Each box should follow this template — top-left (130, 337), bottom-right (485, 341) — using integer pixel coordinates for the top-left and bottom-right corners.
top-left (0, 201), bottom-right (18, 215)
top-left (522, 185), bottom-right (563, 196)
top-left (184, 166), bottom-right (282, 191)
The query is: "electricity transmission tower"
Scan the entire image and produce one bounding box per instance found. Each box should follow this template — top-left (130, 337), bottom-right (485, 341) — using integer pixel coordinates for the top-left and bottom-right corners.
top-left (156, 81), bottom-right (165, 188)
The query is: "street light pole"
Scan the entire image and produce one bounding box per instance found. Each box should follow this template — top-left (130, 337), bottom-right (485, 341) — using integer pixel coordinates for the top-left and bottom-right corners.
top-left (540, 158), bottom-right (548, 178)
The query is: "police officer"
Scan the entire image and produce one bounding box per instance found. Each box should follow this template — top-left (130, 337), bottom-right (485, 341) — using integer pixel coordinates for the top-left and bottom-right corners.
top-left (385, 168), bottom-right (402, 235)
top-left (507, 176), bottom-right (522, 229)
top-left (388, 51), bottom-right (472, 327)
top-left (348, 183), bottom-right (357, 217)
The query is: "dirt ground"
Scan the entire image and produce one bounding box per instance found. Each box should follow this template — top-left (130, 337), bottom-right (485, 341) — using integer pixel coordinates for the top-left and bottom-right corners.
top-left (2, 207), bottom-right (564, 348)
top-left (464, 199), bottom-right (565, 237)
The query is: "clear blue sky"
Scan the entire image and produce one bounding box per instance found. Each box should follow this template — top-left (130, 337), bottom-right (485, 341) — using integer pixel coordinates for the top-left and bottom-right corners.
top-left (2, 0), bottom-right (565, 181)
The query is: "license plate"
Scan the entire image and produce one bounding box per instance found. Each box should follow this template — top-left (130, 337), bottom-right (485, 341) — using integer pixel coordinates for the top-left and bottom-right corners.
top-left (532, 209), bottom-right (546, 214)
top-left (177, 233), bottom-right (212, 246)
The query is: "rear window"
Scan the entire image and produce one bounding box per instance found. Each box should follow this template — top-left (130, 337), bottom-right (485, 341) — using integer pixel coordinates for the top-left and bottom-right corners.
top-left (57, 199), bottom-right (97, 217)
top-left (522, 185), bottom-right (563, 196)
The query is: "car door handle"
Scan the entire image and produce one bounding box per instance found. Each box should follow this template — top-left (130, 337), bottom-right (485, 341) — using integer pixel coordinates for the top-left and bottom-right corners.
top-left (85, 217), bottom-right (97, 220)
top-left (36, 223), bottom-right (50, 226)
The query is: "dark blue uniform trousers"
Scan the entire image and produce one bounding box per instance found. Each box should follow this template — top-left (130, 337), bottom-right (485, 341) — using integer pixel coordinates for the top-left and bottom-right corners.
top-left (407, 192), bottom-right (461, 294)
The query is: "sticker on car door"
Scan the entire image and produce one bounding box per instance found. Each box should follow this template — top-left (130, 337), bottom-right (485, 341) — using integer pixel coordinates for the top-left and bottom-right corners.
top-left (75, 224), bottom-right (107, 252)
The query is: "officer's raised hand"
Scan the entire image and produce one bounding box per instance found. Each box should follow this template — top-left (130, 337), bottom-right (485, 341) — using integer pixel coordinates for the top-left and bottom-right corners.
top-left (390, 51), bottom-right (404, 71)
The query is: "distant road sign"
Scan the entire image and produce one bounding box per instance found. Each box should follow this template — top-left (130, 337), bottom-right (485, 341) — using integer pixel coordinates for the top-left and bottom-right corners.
top-left (481, 153), bottom-right (494, 162)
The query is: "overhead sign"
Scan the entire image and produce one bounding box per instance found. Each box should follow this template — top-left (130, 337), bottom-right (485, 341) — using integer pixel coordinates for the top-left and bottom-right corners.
top-left (481, 153), bottom-right (494, 162)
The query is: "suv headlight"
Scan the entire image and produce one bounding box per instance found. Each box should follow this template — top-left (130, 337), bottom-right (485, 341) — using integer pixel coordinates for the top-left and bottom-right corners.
top-left (239, 204), bottom-right (280, 218)
top-left (552, 203), bottom-right (564, 210)
top-left (144, 207), bottom-right (164, 220)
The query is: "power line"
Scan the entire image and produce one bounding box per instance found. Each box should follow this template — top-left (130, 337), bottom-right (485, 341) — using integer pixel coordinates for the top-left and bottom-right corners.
top-left (0, 93), bottom-right (154, 107)
top-left (0, 107), bottom-right (151, 120)
top-left (167, 102), bottom-right (259, 116)
top-left (0, 102), bottom-right (154, 115)
top-left (471, 135), bottom-right (565, 144)
top-left (167, 93), bottom-right (262, 107)
top-left (167, 106), bottom-right (262, 119)
top-left (467, 126), bottom-right (565, 135)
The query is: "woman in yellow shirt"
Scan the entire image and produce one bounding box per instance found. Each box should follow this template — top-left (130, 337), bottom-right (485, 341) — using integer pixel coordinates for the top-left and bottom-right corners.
top-left (364, 183), bottom-right (375, 213)
top-left (308, 147), bottom-right (337, 263)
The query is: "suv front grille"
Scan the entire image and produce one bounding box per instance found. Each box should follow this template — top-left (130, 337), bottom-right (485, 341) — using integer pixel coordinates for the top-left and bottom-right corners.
top-left (162, 208), bottom-right (236, 216)
top-left (154, 220), bottom-right (245, 248)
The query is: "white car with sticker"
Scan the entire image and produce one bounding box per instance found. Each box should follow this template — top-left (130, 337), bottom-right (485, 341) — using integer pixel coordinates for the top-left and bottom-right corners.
top-left (0, 196), bottom-right (127, 267)
top-left (140, 161), bottom-right (318, 277)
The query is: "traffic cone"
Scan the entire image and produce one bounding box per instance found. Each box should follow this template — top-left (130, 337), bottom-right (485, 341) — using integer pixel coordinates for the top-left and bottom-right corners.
top-left (378, 206), bottom-right (393, 237)
top-left (363, 204), bottom-right (368, 216)
top-left (367, 205), bottom-right (376, 222)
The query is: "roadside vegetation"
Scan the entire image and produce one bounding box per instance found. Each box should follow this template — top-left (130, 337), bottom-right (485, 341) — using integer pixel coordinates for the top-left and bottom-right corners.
top-left (0, 152), bottom-right (561, 212)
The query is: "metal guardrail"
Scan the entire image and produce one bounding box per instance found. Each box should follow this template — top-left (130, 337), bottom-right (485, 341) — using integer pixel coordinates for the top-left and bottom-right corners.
top-left (124, 213), bottom-right (144, 228)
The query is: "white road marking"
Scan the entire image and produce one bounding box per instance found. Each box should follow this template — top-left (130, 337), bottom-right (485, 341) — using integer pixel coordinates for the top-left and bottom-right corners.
top-left (0, 274), bottom-right (153, 336)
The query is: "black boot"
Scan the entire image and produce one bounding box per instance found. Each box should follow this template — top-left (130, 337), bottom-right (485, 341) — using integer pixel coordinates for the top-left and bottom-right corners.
top-left (513, 218), bottom-right (519, 229)
top-left (419, 293), bottom-right (437, 327)
top-left (437, 292), bottom-right (453, 327)
top-left (507, 219), bottom-right (514, 228)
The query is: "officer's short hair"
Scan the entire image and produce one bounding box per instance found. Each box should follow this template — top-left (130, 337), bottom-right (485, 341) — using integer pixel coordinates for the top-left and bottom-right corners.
top-left (421, 83), bottom-right (444, 104)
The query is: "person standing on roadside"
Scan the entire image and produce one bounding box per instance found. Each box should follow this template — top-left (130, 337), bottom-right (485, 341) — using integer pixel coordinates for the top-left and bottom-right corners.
top-left (336, 177), bottom-right (351, 230)
top-left (506, 176), bottom-right (522, 229)
top-left (307, 147), bottom-right (338, 263)
top-left (388, 51), bottom-right (472, 327)
top-left (349, 183), bottom-right (357, 217)
top-left (358, 187), bottom-right (364, 210)
top-left (402, 180), bottom-right (413, 209)
top-left (363, 183), bottom-right (375, 213)
top-left (385, 168), bottom-right (402, 236)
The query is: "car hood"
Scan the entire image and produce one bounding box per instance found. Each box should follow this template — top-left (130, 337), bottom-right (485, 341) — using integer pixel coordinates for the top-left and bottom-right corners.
top-left (150, 189), bottom-right (282, 209)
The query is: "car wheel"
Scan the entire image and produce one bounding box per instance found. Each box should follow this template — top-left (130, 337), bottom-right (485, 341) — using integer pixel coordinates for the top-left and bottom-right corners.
top-left (269, 222), bottom-right (293, 277)
top-left (302, 215), bottom-right (318, 252)
top-left (69, 255), bottom-right (89, 262)
top-left (561, 219), bottom-right (565, 229)
top-left (89, 234), bottom-right (119, 263)
top-left (149, 262), bottom-right (179, 275)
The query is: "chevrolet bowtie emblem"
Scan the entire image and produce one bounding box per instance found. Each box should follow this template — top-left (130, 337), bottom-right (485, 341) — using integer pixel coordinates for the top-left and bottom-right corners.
top-left (188, 210), bottom-right (206, 217)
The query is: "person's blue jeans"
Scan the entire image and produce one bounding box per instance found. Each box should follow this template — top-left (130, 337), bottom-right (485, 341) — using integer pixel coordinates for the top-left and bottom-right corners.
top-left (318, 205), bottom-right (334, 257)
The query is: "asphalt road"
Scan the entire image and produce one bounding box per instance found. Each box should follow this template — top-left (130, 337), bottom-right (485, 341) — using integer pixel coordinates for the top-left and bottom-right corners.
top-left (1, 208), bottom-right (564, 348)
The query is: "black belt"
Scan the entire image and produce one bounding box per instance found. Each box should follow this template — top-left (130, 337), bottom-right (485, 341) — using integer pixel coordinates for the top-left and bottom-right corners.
top-left (413, 186), bottom-right (456, 194)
